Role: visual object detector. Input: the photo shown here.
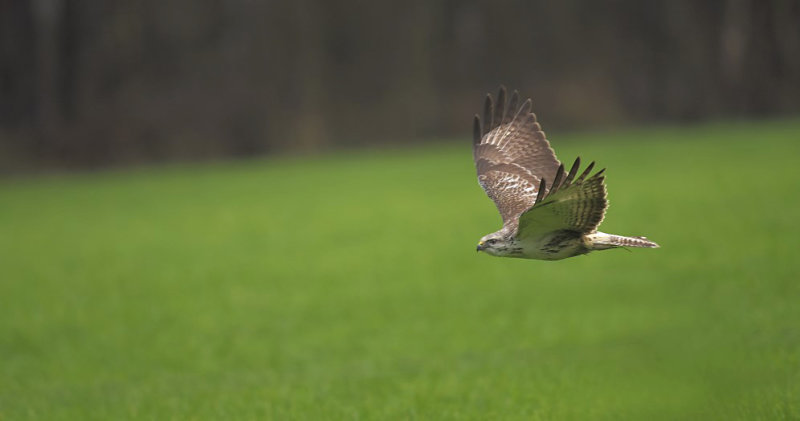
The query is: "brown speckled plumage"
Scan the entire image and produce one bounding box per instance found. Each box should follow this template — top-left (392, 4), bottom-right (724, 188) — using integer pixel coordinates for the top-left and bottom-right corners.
top-left (474, 87), bottom-right (658, 260)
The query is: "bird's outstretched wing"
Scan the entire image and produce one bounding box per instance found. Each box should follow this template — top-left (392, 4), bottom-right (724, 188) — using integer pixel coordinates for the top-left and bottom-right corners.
top-left (473, 86), bottom-right (562, 225)
top-left (516, 158), bottom-right (608, 239)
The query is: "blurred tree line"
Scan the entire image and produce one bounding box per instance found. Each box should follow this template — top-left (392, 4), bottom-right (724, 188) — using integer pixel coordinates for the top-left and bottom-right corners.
top-left (1, 0), bottom-right (799, 170)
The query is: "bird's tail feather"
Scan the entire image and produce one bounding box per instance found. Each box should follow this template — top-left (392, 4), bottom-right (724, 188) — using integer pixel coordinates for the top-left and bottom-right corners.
top-left (588, 232), bottom-right (659, 250)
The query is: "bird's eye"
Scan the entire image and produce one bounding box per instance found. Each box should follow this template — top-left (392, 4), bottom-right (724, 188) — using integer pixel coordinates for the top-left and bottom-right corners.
top-left (487, 239), bottom-right (497, 244)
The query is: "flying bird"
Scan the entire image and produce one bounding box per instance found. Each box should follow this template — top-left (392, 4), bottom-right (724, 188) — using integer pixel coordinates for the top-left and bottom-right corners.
top-left (473, 86), bottom-right (658, 260)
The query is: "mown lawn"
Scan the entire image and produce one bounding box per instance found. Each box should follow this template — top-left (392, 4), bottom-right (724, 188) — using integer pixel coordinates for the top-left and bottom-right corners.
top-left (1, 119), bottom-right (798, 420)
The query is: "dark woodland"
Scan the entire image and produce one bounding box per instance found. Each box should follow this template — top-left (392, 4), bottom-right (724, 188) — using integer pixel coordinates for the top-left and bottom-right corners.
top-left (1, 0), bottom-right (799, 169)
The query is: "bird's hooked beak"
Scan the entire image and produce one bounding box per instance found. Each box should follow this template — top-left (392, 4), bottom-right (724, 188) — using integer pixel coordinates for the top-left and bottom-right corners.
top-left (476, 241), bottom-right (484, 252)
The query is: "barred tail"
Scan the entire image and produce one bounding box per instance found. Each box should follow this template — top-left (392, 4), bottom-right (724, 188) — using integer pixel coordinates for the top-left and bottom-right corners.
top-left (587, 232), bottom-right (659, 250)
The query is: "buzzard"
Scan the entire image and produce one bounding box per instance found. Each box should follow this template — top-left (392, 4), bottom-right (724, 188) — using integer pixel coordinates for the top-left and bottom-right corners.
top-left (473, 86), bottom-right (658, 260)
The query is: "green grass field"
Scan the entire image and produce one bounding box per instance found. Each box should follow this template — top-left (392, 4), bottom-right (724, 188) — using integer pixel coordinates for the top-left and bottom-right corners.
top-left (1, 119), bottom-right (799, 420)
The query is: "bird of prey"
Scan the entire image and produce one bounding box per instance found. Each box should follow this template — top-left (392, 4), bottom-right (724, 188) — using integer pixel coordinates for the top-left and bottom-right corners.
top-left (473, 86), bottom-right (658, 260)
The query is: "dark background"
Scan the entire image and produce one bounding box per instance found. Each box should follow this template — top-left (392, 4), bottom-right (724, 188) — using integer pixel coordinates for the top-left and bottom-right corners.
top-left (2, 0), bottom-right (798, 171)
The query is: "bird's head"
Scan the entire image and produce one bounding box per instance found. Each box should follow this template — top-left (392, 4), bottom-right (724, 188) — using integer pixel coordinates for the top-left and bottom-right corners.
top-left (476, 232), bottom-right (514, 256)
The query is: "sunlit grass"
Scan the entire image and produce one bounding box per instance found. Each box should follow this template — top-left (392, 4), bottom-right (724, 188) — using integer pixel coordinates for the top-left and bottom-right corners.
top-left (1, 119), bottom-right (798, 419)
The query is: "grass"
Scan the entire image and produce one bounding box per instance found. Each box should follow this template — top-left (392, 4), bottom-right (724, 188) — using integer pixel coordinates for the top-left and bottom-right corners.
top-left (1, 119), bottom-right (799, 420)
